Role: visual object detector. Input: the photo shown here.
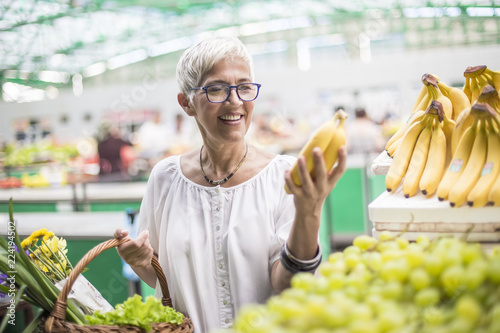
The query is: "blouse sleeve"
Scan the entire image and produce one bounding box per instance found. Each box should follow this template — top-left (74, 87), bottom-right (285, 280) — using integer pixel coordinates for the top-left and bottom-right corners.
top-left (137, 157), bottom-right (178, 253)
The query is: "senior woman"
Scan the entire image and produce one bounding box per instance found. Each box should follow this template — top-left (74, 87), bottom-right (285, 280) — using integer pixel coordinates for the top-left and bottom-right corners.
top-left (114, 36), bottom-right (346, 332)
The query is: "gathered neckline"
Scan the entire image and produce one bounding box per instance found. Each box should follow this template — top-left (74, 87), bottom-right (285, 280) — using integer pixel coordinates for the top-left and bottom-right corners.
top-left (174, 154), bottom-right (287, 191)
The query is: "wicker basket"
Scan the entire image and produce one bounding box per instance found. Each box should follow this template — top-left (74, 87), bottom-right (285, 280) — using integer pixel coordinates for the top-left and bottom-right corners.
top-left (40, 238), bottom-right (194, 333)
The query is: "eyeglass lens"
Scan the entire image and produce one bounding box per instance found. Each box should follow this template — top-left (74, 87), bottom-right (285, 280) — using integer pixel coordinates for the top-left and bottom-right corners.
top-left (206, 84), bottom-right (259, 102)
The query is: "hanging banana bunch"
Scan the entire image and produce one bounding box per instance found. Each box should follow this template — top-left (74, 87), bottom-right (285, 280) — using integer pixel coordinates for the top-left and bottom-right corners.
top-left (385, 101), bottom-right (453, 197)
top-left (385, 73), bottom-right (460, 157)
top-left (463, 65), bottom-right (500, 104)
top-left (285, 109), bottom-right (347, 194)
top-left (436, 102), bottom-right (500, 207)
top-left (451, 85), bottom-right (500, 157)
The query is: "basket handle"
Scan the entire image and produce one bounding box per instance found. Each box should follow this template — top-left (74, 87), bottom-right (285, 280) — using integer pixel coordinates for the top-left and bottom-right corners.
top-left (46, 237), bottom-right (172, 324)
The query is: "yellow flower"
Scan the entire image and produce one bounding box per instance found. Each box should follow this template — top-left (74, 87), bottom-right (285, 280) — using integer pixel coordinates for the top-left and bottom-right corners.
top-left (43, 231), bottom-right (55, 241)
top-left (21, 237), bottom-right (32, 249)
top-left (30, 228), bottom-right (47, 239)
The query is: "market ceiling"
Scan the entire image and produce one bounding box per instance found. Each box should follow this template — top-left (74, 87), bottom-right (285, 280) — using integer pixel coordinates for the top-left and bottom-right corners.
top-left (1, 0), bottom-right (500, 98)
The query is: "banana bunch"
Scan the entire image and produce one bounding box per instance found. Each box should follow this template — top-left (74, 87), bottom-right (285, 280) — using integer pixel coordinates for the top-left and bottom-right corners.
top-left (385, 101), bottom-right (453, 198)
top-left (464, 65), bottom-right (500, 104)
top-left (285, 110), bottom-right (347, 194)
top-left (452, 85), bottom-right (500, 156)
top-left (385, 73), bottom-right (464, 158)
top-left (436, 102), bottom-right (500, 207)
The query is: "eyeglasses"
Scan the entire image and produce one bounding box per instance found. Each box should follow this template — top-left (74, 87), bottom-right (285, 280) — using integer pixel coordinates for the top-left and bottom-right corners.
top-left (191, 83), bottom-right (261, 103)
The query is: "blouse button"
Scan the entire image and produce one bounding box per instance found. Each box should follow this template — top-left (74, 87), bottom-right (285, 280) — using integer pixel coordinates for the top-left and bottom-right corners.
top-left (221, 282), bottom-right (226, 287)
top-left (216, 226), bottom-right (220, 231)
top-left (219, 264), bottom-right (223, 269)
top-left (223, 300), bottom-right (228, 306)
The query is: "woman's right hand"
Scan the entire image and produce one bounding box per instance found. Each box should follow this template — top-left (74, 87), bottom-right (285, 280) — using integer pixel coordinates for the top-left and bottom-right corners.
top-left (114, 229), bottom-right (154, 268)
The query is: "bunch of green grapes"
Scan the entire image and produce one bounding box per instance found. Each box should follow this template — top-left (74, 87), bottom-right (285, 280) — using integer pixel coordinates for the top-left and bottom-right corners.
top-left (232, 233), bottom-right (500, 333)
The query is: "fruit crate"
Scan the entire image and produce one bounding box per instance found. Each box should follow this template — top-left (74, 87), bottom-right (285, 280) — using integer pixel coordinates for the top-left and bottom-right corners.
top-left (368, 188), bottom-right (500, 243)
top-left (370, 150), bottom-right (500, 244)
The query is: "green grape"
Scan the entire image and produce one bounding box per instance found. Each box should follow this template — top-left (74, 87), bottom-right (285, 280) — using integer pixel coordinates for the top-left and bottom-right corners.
top-left (445, 317), bottom-right (475, 333)
top-left (409, 267), bottom-right (431, 291)
top-left (406, 243), bottom-right (425, 267)
top-left (349, 303), bottom-right (373, 322)
top-left (380, 280), bottom-right (403, 300)
top-left (422, 306), bottom-right (446, 326)
top-left (395, 237), bottom-right (410, 249)
top-left (424, 253), bottom-right (444, 276)
top-left (381, 249), bottom-right (404, 263)
top-left (321, 303), bottom-right (348, 327)
top-left (487, 258), bottom-right (500, 283)
top-left (327, 272), bottom-right (345, 290)
top-left (414, 287), bottom-right (441, 307)
top-left (490, 304), bottom-right (500, 324)
top-left (318, 261), bottom-right (338, 278)
top-left (344, 252), bottom-right (361, 270)
top-left (416, 235), bottom-right (431, 247)
top-left (440, 265), bottom-right (465, 296)
top-left (379, 231), bottom-right (394, 241)
top-left (380, 258), bottom-right (409, 283)
top-left (350, 320), bottom-right (380, 333)
top-left (364, 251), bottom-right (383, 272)
top-left (377, 240), bottom-right (400, 253)
top-left (463, 260), bottom-right (488, 290)
top-left (377, 307), bottom-right (406, 332)
top-left (343, 245), bottom-right (361, 255)
top-left (461, 243), bottom-right (485, 265)
top-left (328, 251), bottom-right (344, 263)
top-left (455, 294), bottom-right (482, 323)
top-left (353, 235), bottom-right (378, 251)
top-left (290, 272), bottom-right (316, 291)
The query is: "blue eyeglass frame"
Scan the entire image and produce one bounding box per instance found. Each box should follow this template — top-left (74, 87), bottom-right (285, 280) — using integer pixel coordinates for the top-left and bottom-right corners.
top-left (190, 83), bottom-right (262, 103)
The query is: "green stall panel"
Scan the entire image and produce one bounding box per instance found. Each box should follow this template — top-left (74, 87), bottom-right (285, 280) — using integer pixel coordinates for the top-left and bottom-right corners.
top-left (89, 202), bottom-right (141, 212)
top-left (324, 168), bottom-right (367, 234)
top-left (369, 174), bottom-right (387, 202)
top-left (0, 202), bottom-right (58, 213)
top-left (66, 240), bottom-right (130, 307)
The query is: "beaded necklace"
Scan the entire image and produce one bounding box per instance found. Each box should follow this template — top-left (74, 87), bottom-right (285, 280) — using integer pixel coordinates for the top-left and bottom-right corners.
top-left (199, 143), bottom-right (248, 186)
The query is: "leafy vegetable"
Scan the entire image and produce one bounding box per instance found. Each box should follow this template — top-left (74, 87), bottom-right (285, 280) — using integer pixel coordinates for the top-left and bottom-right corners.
top-left (85, 295), bottom-right (185, 332)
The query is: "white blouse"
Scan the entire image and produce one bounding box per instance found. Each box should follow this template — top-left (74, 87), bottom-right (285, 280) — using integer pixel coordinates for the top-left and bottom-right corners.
top-left (138, 154), bottom-right (297, 333)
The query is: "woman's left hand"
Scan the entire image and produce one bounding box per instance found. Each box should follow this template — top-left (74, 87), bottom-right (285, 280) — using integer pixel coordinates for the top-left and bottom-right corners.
top-left (285, 146), bottom-right (347, 213)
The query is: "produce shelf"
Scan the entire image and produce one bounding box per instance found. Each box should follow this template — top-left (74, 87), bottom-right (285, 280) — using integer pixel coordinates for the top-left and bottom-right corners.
top-left (368, 188), bottom-right (500, 243)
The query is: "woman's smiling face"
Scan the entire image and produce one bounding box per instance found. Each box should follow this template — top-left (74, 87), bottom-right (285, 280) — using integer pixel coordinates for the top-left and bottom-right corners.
top-left (189, 57), bottom-right (255, 146)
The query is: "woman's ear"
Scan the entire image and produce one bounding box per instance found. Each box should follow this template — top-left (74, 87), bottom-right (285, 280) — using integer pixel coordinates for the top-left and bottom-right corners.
top-left (178, 93), bottom-right (195, 117)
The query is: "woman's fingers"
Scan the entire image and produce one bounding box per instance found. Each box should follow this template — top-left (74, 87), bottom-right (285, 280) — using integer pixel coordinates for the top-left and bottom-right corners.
top-left (114, 228), bottom-right (129, 239)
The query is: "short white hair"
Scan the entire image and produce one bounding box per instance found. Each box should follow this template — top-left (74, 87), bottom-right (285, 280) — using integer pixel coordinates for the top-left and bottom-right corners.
top-left (176, 36), bottom-right (255, 102)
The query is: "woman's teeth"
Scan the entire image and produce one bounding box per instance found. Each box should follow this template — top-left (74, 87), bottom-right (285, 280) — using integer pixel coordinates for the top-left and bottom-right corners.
top-left (220, 115), bottom-right (241, 121)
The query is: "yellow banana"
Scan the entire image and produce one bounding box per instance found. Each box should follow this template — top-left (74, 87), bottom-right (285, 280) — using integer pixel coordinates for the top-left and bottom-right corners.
top-left (437, 81), bottom-right (471, 121)
top-left (385, 110), bottom-right (426, 151)
top-left (422, 74), bottom-right (453, 120)
top-left (387, 136), bottom-right (403, 158)
top-left (448, 118), bottom-right (488, 207)
top-left (463, 77), bottom-right (472, 103)
top-left (402, 118), bottom-right (433, 198)
top-left (477, 84), bottom-right (500, 116)
top-left (487, 170), bottom-right (500, 206)
top-left (451, 107), bottom-right (473, 156)
top-left (385, 115), bottom-right (430, 192)
top-left (441, 111), bottom-right (455, 168)
top-left (313, 114), bottom-right (347, 175)
top-left (410, 85), bottom-right (428, 114)
top-left (436, 116), bottom-right (480, 201)
top-left (467, 118), bottom-right (500, 207)
top-left (464, 65), bottom-right (488, 103)
top-left (286, 110), bottom-right (347, 193)
top-left (484, 67), bottom-right (500, 93)
top-left (420, 118), bottom-right (447, 197)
